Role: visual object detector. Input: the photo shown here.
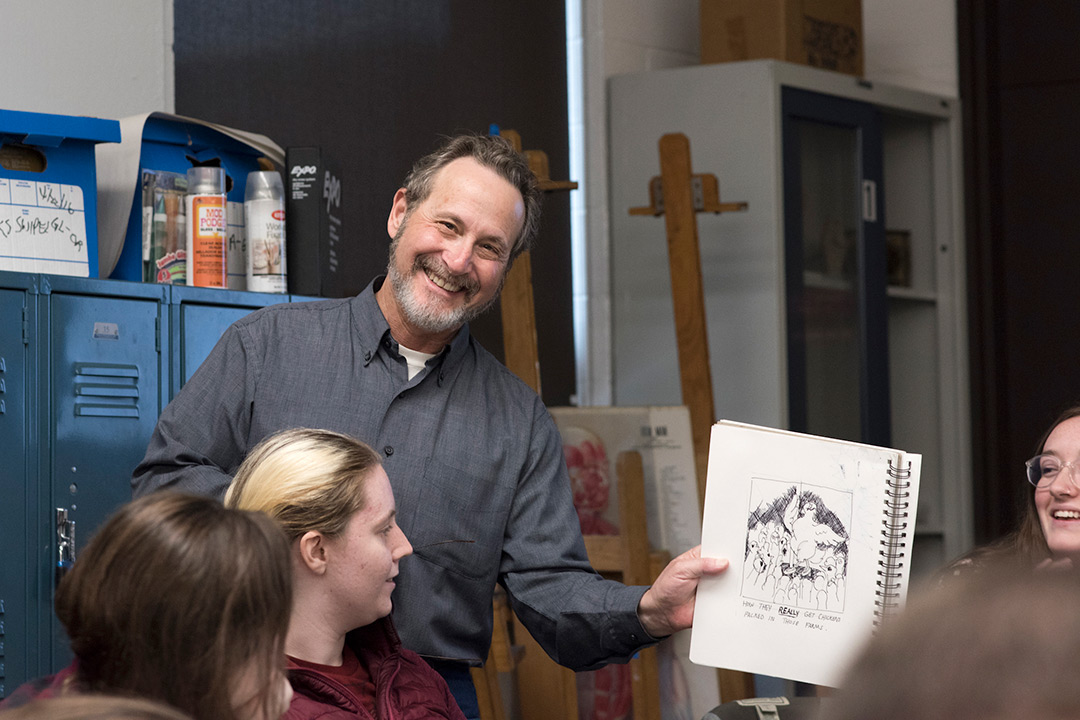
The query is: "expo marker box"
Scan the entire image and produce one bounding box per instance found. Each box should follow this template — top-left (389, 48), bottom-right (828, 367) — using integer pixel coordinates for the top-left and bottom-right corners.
top-left (0, 108), bottom-right (121, 277)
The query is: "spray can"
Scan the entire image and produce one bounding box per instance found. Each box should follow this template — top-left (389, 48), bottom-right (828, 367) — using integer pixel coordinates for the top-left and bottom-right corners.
top-left (185, 166), bottom-right (227, 288)
top-left (244, 170), bottom-right (287, 293)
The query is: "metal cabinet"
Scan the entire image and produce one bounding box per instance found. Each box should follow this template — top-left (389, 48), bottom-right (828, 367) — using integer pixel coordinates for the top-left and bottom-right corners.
top-left (0, 274), bottom-right (38, 699)
top-left (0, 270), bottom-right (302, 697)
top-left (38, 275), bottom-right (169, 667)
top-left (780, 87), bottom-right (889, 446)
top-left (608, 60), bottom-right (972, 575)
top-left (168, 285), bottom-right (296, 398)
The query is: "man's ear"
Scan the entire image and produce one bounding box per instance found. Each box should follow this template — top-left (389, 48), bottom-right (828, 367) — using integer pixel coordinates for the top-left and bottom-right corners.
top-left (387, 188), bottom-right (408, 238)
top-left (297, 530), bottom-right (330, 575)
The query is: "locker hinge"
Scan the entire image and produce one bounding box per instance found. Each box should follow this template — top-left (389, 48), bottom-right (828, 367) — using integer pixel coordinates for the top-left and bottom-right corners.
top-left (21, 307), bottom-right (29, 345)
top-left (155, 316), bottom-right (161, 354)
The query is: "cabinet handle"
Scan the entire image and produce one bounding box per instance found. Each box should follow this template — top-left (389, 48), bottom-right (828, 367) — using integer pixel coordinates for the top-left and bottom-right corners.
top-left (862, 179), bottom-right (878, 222)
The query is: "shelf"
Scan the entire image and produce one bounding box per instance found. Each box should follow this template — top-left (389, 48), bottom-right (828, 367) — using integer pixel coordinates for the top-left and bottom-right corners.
top-left (803, 270), bottom-right (855, 292)
top-left (887, 286), bottom-right (937, 303)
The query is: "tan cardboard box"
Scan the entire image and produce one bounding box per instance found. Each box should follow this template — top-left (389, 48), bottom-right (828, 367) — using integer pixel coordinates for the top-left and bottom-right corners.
top-left (700, 0), bottom-right (863, 76)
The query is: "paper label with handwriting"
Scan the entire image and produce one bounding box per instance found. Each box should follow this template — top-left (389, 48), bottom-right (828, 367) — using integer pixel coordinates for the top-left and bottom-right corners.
top-left (0, 177), bottom-right (90, 276)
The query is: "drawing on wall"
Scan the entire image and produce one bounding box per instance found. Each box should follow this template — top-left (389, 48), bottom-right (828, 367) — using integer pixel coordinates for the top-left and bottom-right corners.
top-left (561, 425), bottom-right (633, 720)
top-left (741, 478), bottom-right (851, 612)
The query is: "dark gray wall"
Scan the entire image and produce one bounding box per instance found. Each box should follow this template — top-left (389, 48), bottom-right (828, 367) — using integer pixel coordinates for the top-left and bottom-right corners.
top-left (960, 0), bottom-right (1080, 542)
top-left (173, 0), bottom-right (575, 405)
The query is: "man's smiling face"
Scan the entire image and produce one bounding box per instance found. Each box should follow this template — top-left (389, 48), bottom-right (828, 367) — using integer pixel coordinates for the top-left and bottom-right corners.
top-left (384, 156), bottom-right (524, 341)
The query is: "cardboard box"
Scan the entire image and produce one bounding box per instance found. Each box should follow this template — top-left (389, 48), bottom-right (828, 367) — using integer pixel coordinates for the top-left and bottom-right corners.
top-left (0, 109), bottom-right (120, 277)
top-left (109, 115), bottom-right (270, 282)
top-left (285, 146), bottom-right (344, 297)
top-left (701, 0), bottom-right (863, 76)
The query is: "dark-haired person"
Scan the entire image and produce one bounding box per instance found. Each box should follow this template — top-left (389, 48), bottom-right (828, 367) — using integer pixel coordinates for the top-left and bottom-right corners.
top-left (133, 133), bottom-right (727, 717)
top-left (828, 568), bottom-right (1080, 720)
top-left (0, 493), bottom-right (294, 720)
top-left (945, 403), bottom-right (1080, 575)
top-left (0, 695), bottom-right (194, 720)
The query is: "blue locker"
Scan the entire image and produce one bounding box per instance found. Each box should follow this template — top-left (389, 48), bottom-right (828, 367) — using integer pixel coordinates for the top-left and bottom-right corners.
top-left (168, 285), bottom-right (295, 398)
top-left (0, 273), bottom-right (39, 699)
top-left (38, 276), bottom-right (167, 668)
top-left (0, 271), bottom-right (319, 689)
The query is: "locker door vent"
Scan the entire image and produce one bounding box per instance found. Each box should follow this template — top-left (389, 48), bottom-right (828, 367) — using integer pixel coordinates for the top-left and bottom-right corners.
top-left (72, 363), bottom-right (140, 418)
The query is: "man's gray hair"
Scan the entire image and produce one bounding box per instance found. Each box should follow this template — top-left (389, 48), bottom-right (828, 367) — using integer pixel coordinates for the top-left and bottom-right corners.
top-left (401, 133), bottom-right (541, 261)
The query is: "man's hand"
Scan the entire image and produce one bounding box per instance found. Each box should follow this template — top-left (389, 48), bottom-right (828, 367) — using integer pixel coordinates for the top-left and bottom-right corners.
top-left (637, 545), bottom-right (728, 638)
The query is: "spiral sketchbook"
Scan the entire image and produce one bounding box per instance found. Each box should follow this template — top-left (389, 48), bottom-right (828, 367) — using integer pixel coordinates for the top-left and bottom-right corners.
top-left (688, 420), bottom-right (921, 687)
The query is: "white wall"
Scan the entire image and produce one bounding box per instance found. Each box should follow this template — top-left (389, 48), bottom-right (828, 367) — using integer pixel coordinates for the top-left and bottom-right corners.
top-left (0, 0), bottom-right (174, 119)
top-left (863, 0), bottom-right (958, 97)
top-left (572, 0), bottom-right (958, 404)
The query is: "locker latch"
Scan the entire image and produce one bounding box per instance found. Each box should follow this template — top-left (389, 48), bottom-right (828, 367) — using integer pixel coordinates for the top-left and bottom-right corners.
top-left (56, 508), bottom-right (76, 583)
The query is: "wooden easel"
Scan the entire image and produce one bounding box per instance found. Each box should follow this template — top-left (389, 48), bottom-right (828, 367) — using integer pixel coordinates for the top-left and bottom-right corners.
top-left (507, 448), bottom-right (669, 720)
top-left (470, 128), bottom-right (570, 720)
top-left (491, 130), bottom-right (665, 720)
top-left (628, 132), bottom-right (756, 703)
top-left (497, 127), bottom-right (576, 397)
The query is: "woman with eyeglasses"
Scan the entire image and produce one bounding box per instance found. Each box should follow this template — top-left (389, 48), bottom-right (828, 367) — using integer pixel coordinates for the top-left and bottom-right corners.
top-left (1021, 404), bottom-right (1080, 569)
top-left (946, 404), bottom-right (1080, 576)
top-left (225, 428), bottom-right (465, 720)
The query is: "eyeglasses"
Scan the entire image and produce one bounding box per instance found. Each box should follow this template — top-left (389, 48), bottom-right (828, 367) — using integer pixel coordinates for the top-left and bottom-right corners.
top-left (1025, 453), bottom-right (1080, 488)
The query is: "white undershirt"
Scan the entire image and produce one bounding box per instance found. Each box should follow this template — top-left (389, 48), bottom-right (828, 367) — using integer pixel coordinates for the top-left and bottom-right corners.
top-left (398, 344), bottom-right (438, 380)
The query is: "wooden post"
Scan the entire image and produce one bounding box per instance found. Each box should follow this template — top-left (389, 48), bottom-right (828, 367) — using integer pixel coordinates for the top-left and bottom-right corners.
top-left (657, 133), bottom-right (716, 514)
top-left (497, 128), bottom-right (580, 720)
top-left (498, 127), bottom-right (576, 395)
top-left (630, 132), bottom-right (757, 703)
top-left (500, 251), bottom-right (542, 394)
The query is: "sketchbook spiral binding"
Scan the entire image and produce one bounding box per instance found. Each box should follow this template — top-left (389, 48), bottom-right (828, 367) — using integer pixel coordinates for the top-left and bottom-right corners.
top-left (874, 459), bottom-right (912, 626)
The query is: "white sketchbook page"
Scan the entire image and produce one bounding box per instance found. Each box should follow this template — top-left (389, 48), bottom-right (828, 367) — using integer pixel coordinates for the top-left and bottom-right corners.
top-left (689, 420), bottom-right (921, 687)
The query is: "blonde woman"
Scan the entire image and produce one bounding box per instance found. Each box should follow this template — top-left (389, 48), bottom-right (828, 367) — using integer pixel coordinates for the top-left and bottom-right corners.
top-left (226, 428), bottom-right (464, 720)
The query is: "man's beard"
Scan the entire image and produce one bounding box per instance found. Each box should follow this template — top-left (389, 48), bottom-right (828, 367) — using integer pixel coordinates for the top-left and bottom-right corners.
top-left (386, 230), bottom-right (504, 335)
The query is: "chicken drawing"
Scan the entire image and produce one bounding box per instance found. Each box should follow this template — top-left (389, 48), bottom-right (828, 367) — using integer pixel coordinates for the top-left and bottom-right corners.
top-left (784, 494), bottom-right (847, 566)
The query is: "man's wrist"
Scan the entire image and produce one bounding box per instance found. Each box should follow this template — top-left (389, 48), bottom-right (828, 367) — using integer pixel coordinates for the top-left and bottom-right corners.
top-left (636, 588), bottom-right (671, 639)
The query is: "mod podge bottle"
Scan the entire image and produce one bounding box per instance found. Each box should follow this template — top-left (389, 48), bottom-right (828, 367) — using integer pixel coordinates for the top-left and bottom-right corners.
top-left (184, 166), bottom-right (227, 288)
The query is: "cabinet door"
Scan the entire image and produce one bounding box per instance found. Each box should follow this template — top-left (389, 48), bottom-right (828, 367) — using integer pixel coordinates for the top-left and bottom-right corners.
top-left (782, 87), bottom-right (890, 446)
top-left (170, 286), bottom-right (295, 398)
top-left (0, 287), bottom-right (34, 699)
top-left (46, 292), bottom-right (163, 666)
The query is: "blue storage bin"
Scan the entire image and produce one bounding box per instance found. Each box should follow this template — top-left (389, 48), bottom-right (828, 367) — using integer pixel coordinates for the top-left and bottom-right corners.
top-left (110, 115), bottom-right (270, 282)
top-left (0, 109), bottom-right (121, 278)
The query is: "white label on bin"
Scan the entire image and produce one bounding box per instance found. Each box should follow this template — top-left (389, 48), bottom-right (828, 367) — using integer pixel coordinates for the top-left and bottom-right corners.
top-left (0, 177), bottom-right (89, 276)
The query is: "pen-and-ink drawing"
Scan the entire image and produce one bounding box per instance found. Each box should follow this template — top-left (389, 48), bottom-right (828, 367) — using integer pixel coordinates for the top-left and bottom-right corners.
top-left (742, 479), bottom-right (850, 612)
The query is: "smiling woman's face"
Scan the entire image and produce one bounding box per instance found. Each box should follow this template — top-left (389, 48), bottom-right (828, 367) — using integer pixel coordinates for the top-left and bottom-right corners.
top-left (1036, 415), bottom-right (1080, 562)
